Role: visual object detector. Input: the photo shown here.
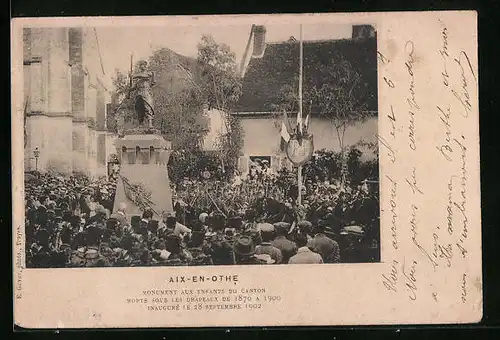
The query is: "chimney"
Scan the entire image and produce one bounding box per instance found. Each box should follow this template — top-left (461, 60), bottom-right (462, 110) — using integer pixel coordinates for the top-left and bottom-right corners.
top-left (352, 25), bottom-right (376, 40)
top-left (252, 25), bottom-right (267, 58)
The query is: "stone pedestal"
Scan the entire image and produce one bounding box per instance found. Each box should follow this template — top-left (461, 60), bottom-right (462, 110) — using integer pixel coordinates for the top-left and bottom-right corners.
top-left (112, 131), bottom-right (173, 218)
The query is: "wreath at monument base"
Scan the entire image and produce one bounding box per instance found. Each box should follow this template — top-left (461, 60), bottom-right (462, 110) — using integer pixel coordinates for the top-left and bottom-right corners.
top-left (120, 174), bottom-right (158, 214)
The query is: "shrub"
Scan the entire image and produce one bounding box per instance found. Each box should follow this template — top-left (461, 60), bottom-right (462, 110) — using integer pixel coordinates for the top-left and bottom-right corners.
top-left (167, 150), bottom-right (235, 186)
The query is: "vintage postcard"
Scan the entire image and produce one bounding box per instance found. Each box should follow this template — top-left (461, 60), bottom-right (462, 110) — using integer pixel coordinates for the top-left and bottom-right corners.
top-left (12, 11), bottom-right (481, 328)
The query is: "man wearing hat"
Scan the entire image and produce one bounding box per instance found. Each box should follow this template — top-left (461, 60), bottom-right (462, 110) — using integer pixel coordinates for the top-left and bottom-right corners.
top-left (272, 222), bottom-right (297, 264)
top-left (133, 209), bottom-right (152, 241)
top-left (151, 248), bottom-right (171, 266)
top-left (35, 204), bottom-right (48, 229)
top-left (158, 212), bottom-right (192, 238)
top-left (261, 159), bottom-right (271, 176)
top-left (187, 223), bottom-right (213, 266)
top-left (141, 209), bottom-right (154, 224)
top-left (114, 235), bottom-right (135, 267)
top-left (233, 235), bottom-right (266, 265)
top-left (147, 220), bottom-right (160, 237)
top-left (226, 216), bottom-right (243, 233)
top-left (209, 213), bottom-right (235, 265)
top-left (83, 225), bottom-right (110, 267)
top-left (85, 204), bottom-right (108, 228)
top-left (293, 220), bottom-right (313, 246)
top-left (79, 192), bottom-right (91, 217)
top-left (254, 223), bottom-right (282, 264)
top-left (339, 225), bottom-right (367, 263)
top-left (332, 191), bottom-right (349, 229)
top-left (48, 223), bottom-right (74, 268)
top-left (198, 212), bottom-right (210, 233)
top-left (113, 202), bottom-right (129, 228)
top-left (173, 198), bottom-right (188, 225)
top-left (309, 221), bottom-right (341, 263)
top-left (249, 161), bottom-right (259, 180)
top-left (164, 233), bottom-right (191, 266)
top-left (130, 215), bottom-right (142, 234)
top-left (130, 248), bottom-right (152, 267)
top-left (28, 229), bottom-right (52, 268)
top-left (149, 239), bottom-right (173, 266)
top-left (38, 195), bottom-right (49, 210)
top-left (288, 233), bottom-right (324, 264)
top-left (240, 221), bottom-right (262, 246)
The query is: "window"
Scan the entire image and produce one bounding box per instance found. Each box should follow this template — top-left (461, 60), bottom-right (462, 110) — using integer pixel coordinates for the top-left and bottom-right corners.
top-left (249, 155), bottom-right (272, 173)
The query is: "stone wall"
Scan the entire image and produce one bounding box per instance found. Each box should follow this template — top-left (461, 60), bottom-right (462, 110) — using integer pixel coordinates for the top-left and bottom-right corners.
top-left (26, 115), bottom-right (73, 173)
top-left (240, 116), bottom-right (377, 154)
top-left (24, 28), bottom-right (73, 173)
top-left (23, 27), bottom-right (116, 175)
top-left (45, 28), bottom-right (72, 115)
top-left (236, 116), bottom-right (378, 175)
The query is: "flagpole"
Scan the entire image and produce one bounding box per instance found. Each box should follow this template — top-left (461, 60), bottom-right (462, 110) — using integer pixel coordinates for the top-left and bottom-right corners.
top-left (298, 25), bottom-right (303, 134)
top-left (297, 24), bottom-right (303, 207)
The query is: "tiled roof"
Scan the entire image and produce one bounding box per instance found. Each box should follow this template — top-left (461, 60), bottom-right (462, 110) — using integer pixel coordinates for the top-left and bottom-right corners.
top-left (234, 37), bottom-right (378, 115)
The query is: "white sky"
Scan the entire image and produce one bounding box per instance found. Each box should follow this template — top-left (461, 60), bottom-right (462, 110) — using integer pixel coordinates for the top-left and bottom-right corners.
top-left (96, 23), bottom-right (352, 75)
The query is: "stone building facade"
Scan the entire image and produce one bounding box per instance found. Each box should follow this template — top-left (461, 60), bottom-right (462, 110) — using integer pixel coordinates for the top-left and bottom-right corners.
top-left (23, 27), bottom-right (114, 176)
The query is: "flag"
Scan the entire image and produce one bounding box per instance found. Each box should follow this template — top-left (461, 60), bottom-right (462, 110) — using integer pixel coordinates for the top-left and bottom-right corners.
top-left (281, 121), bottom-right (290, 143)
top-left (281, 111), bottom-right (292, 150)
top-left (303, 113), bottom-right (310, 134)
top-left (296, 110), bottom-right (302, 134)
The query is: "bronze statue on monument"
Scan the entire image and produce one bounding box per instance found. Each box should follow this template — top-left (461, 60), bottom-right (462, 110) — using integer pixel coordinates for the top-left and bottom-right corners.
top-left (112, 58), bottom-right (173, 218)
top-left (114, 58), bottom-right (158, 135)
top-left (130, 60), bottom-right (156, 130)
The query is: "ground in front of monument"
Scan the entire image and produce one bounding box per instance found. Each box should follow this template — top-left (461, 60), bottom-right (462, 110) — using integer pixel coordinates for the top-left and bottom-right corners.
top-left (23, 22), bottom-right (380, 267)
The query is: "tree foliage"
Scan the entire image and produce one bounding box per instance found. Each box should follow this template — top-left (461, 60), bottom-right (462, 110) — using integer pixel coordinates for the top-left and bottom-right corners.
top-left (197, 35), bottom-right (244, 170)
top-left (108, 51), bottom-right (209, 150)
top-left (167, 150), bottom-right (231, 186)
top-left (303, 141), bottom-right (378, 185)
top-left (108, 36), bottom-right (243, 173)
top-left (107, 68), bottom-right (132, 133)
top-left (309, 55), bottom-right (370, 148)
top-left (197, 35), bottom-right (242, 111)
top-left (148, 48), bottom-right (208, 150)
top-left (269, 77), bottom-right (313, 133)
top-left (271, 54), bottom-right (374, 187)
top-left (309, 56), bottom-right (372, 187)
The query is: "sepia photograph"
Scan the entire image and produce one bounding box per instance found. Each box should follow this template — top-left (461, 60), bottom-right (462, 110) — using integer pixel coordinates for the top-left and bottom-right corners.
top-left (22, 22), bottom-right (379, 268)
top-left (13, 12), bottom-right (481, 328)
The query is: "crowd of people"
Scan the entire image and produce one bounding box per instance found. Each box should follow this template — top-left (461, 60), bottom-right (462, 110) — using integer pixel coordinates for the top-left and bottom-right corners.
top-left (174, 168), bottom-right (379, 232)
top-left (24, 165), bottom-right (380, 268)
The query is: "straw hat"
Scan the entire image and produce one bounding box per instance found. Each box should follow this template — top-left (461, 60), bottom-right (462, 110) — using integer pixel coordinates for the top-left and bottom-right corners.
top-left (233, 235), bottom-right (255, 256)
top-left (254, 254), bottom-right (275, 264)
